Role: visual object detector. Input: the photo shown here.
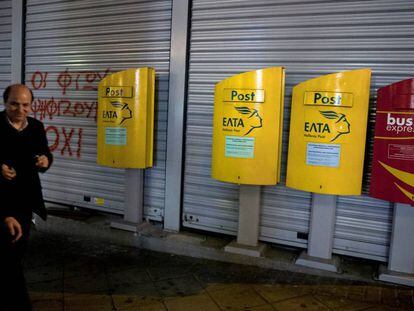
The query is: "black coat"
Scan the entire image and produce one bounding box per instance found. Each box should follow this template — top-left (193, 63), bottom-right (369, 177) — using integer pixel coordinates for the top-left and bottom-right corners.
top-left (0, 111), bottom-right (53, 221)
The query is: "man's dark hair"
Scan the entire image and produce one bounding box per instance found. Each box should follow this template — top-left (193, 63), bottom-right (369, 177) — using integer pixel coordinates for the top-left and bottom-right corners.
top-left (3, 84), bottom-right (34, 103)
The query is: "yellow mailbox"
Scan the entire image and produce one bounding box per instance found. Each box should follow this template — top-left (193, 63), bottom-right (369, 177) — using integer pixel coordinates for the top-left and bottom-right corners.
top-left (97, 68), bottom-right (155, 168)
top-left (211, 67), bottom-right (285, 185)
top-left (286, 69), bottom-right (371, 195)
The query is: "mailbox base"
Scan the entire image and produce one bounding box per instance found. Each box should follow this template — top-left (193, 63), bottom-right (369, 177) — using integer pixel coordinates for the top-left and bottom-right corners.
top-left (378, 265), bottom-right (414, 287)
top-left (295, 251), bottom-right (341, 273)
top-left (110, 169), bottom-right (144, 233)
top-left (224, 241), bottom-right (266, 257)
top-left (110, 220), bottom-right (139, 233)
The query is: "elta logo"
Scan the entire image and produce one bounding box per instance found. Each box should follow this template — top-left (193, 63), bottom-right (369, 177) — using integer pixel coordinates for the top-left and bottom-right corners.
top-left (320, 110), bottom-right (351, 142)
top-left (234, 106), bottom-right (263, 136)
top-left (110, 101), bottom-right (132, 125)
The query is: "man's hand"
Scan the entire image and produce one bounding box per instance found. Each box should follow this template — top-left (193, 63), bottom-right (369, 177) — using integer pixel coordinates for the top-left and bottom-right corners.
top-left (1, 164), bottom-right (16, 180)
top-left (4, 217), bottom-right (22, 242)
top-left (35, 155), bottom-right (49, 169)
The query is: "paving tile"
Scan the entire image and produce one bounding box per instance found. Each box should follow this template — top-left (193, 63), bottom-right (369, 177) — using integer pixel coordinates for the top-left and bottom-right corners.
top-left (64, 293), bottom-right (113, 311)
top-left (380, 286), bottom-right (399, 306)
top-left (26, 264), bottom-right (63, 284)
top-left (164, 293), bottom-right (221, 311)
top-left (111, 281), bottom-right (162, 307)
top-left (346, 285), bottom-right (368, 301)
top-left (396, 288), bottom-right (414, 306)
top-left (30, 291), bottom-right (63, 304)
top-left (64, 257), bottom-right (106, 278)
top-left (362, 305), bottom-right (406, 311)
top-left (132, 302), bottom-right (167, 311)
top-left (365, 286), bottom-right (414, 310)
top-left (315, 295), bottom-right (374, 310)
top-left (245, 304), bottom-right (276, 310)
top-left (207, 284), bottom-right (267, 310)
top-left (317, 285), bottom-right (349, 299)
top-left (28, 279), bottom-right (63, 302)
top-left (363, 285), bottom-right (382, 303)
top-left (112, 294), bottom-right (164, 310)
top-left (24, 230), bottom-right (414, 311)
top-left (253, 284), bottom-right (308, 303)
top-left (104, 252), bottom-right (145, 273)
top-left (272, 294), bottom-right (330, 311)
top-left (31, 298), bottom-right (63, 311)
top-left (155, 275), bottom-right (205, 298)
top-left (64, 273), bottom-right (109, 294)
top-left (30, 286), bottom-right (64, 311)
top-left (107, 266), bottom-right (151, 289)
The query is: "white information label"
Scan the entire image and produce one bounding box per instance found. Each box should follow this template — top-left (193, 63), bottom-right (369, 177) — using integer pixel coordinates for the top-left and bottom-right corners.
top-left (105, 127), bottom-right (127, 145)
top-left (225, 136), bottom-right (255, 158)
top-left (306, 143), bottom-right (340, 167)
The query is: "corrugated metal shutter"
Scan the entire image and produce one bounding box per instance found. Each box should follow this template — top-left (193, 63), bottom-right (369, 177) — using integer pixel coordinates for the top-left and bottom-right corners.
top-left (24, 0), bottom-right (171, 220)
top-left (0, 0), bottom-right (11, 93)
top-left (183, 0), bottom-right (414, 261)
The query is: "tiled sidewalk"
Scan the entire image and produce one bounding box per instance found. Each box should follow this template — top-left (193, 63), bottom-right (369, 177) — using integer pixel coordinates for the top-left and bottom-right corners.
top-left (25, 231), bottom-right (413, 310)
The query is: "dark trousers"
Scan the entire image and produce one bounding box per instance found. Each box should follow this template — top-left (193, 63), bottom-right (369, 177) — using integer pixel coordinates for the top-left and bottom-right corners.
top-left (0, 218), bottom-right (31, 311)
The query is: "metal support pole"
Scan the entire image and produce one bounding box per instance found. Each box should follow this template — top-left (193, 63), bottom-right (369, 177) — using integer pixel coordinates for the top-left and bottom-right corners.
top-left (111, 169), bottom-right (144, 232)
top-left (295, 194), bottom-right (340, 272)
top-left (164, 0), bottom-right (190, 232)
top-left (379, 203), bottom-right (414, 286)
top-left (11, 0), bottom-right (23, 83)
top-left (224, 185), bottom-right (266, 257)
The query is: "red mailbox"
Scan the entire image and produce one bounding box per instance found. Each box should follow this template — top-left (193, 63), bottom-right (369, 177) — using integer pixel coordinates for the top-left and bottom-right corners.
top-left (370, 78), bottom-right (414, 204)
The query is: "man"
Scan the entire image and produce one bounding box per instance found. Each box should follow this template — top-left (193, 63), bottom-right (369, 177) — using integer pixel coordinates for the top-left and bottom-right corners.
top-left (0, 84), bottom-right (53, 310)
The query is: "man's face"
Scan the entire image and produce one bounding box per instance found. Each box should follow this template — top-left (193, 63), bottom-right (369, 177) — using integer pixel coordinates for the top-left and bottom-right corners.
top-left (5, 86), bottom-right (32, 123)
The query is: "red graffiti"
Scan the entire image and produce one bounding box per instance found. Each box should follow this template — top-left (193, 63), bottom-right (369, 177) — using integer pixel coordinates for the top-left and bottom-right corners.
top-left (31, 98), bottom-right (98, 121)
top-left (45, 126), bottom-right (83, 158)
top-left (31, 71), bottom-right (48, 90)
top-left (57, 69), bottom-right (72, 95)
top-left (74, 72), bottom-right (81, 91)
top-left (77, 128), bottom-right (83, 158)
top-left (30, 68), bottom-right (110, 96)
top-left (84, 72), bottom-right (97, 91)
top-left (61, 127), bottom-right (75, 156)
top-left (46, 126), bottom-right (59, 152)
top-left (29, 67), bottom-right (110, 160)
top-left (56, 68), bottom-right (110, 95)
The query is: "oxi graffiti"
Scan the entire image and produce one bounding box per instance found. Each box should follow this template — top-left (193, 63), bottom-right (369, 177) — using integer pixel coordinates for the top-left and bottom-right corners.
top-left (30, 68), bottom-right (110, 159)
top-left (46, 126), bottom-right (83, 158)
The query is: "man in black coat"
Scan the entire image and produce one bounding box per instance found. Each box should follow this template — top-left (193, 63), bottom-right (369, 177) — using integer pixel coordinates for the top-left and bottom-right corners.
top-left (0, 84), bottom-right (53, 311)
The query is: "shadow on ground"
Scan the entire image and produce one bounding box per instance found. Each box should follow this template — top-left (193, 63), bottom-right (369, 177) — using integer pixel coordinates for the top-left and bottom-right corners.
top-left (25, 230), bottom-right (413, 310)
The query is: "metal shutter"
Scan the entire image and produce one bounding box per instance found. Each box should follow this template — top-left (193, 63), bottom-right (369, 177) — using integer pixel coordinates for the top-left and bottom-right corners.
top-left (25, 0), bottom-right (171, 220)
top-left (183, 0), bottom-right (414, 261)
top-left (0, 0), bottom-right (11, 92)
